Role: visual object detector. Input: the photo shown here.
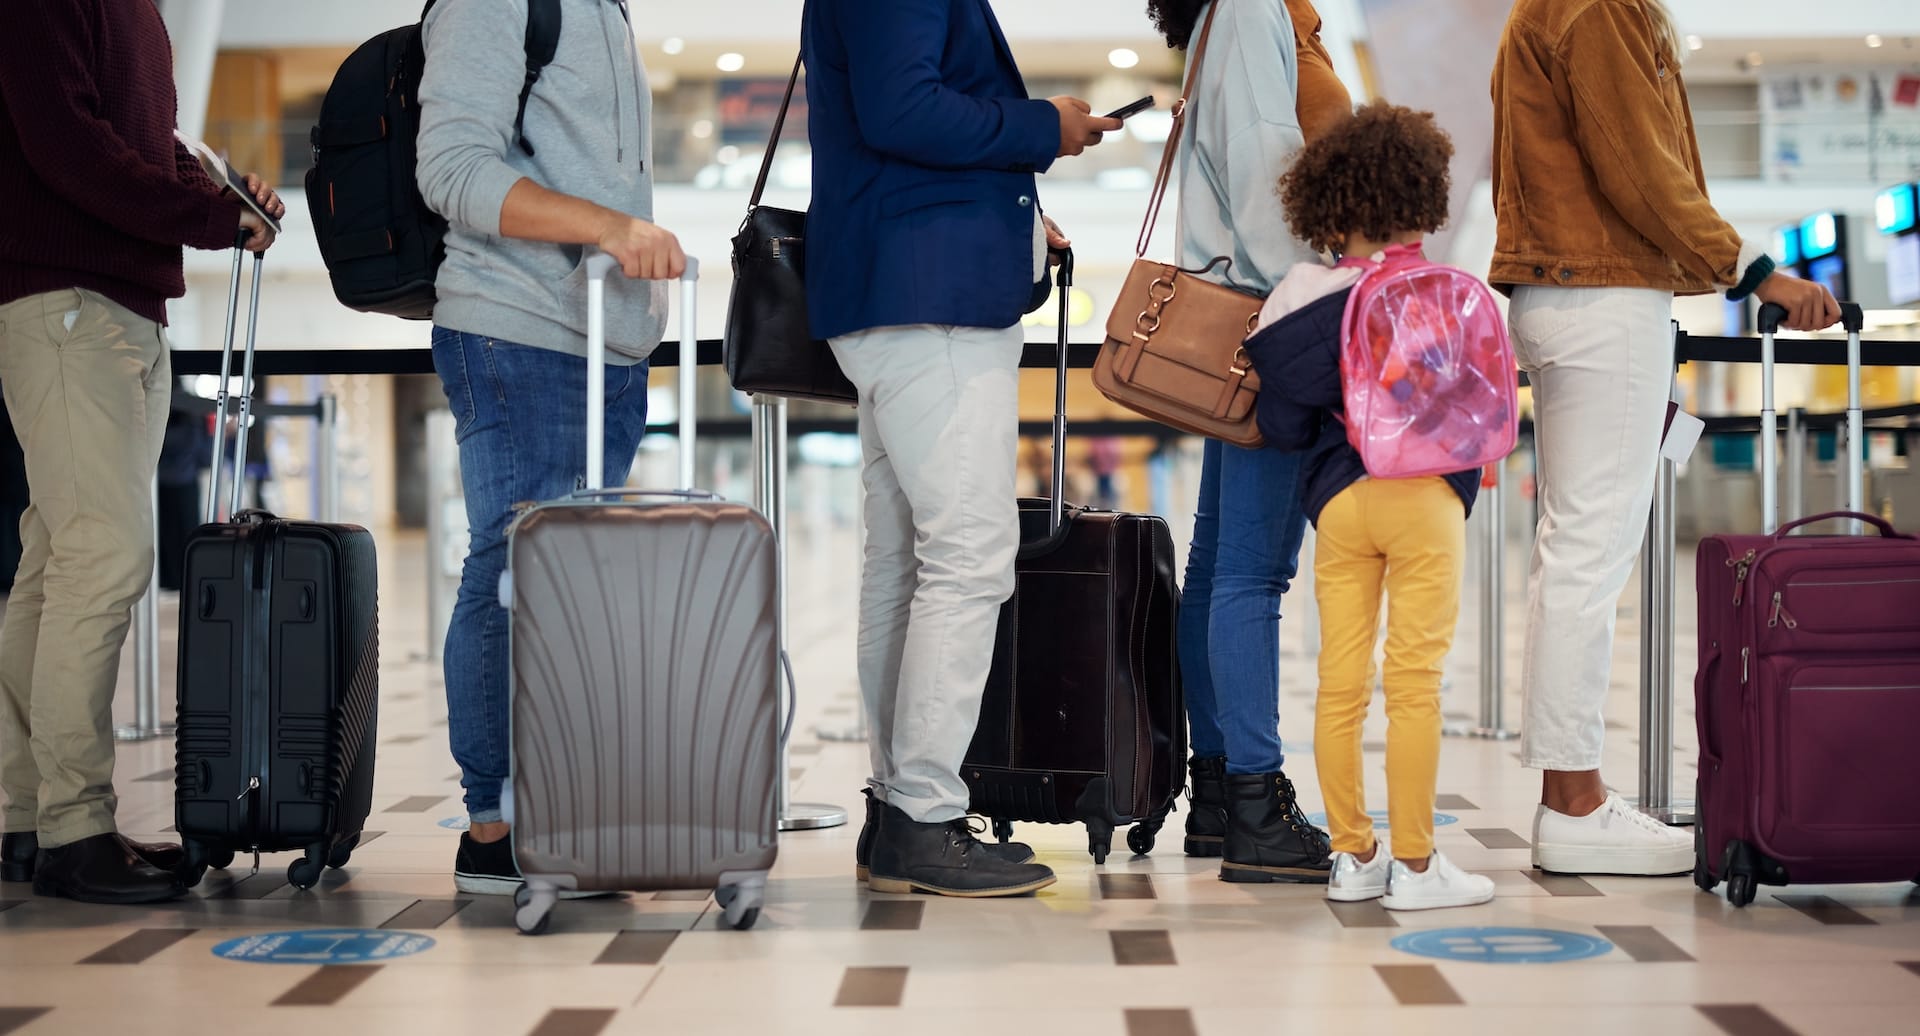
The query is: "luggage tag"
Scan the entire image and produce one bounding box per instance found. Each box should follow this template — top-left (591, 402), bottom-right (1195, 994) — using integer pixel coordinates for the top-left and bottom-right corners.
top-left (1661, 392), bottom-right (1704, 465)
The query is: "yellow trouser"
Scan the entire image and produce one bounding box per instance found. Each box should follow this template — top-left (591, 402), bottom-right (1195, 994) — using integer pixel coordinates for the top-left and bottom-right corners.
top-left (0, 289), bottom-right (169, 847)
top-left (1312, 477), bottom-right (1465, 862)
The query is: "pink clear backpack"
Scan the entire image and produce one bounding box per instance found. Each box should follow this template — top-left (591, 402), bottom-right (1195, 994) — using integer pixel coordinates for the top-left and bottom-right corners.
top-left (1337, 243), bottom-right (1518, 478)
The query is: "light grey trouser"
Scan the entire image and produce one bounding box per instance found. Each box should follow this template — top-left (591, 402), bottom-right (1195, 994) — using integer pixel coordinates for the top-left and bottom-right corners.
top-left (829, 323), bottom-right (1023, 823)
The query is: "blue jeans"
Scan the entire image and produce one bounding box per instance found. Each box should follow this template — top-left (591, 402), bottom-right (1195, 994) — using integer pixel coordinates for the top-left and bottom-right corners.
top-left (432, 328), bottom-right (651, 822)
top-left (1178, 439), bottom-right (1309, 775)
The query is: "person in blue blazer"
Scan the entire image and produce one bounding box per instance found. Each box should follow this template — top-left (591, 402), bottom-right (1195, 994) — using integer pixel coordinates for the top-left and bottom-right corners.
top-left (804, 0), bottom-right (1118, 898)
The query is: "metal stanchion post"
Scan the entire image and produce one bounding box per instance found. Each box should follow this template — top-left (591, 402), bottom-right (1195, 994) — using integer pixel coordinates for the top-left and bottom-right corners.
top-left (116, 476), bottom-right (168, 742)
top-left (816, 480), bottom-right (869, 744)
top-left (753, 395), bottom-right (847, 832)
top-left (1446, 464), bottom-right (1517, 740)
top-left (1636, 455), bottom-right (1690, 825)
top-left (1786, 407), bottom-right (1806, 526)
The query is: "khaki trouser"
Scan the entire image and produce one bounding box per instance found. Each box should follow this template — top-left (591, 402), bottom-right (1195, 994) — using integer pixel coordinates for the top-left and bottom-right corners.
top-left (829, 323), bottom-right (1024, 824)
top-left (0, 289), bottom-right (170, 847)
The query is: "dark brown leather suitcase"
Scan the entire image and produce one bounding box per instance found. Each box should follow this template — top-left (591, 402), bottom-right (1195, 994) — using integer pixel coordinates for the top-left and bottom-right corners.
top-left (504, 257), bottom-right (779, 934)
top-left (962, 250), bottom-right (1185, 863)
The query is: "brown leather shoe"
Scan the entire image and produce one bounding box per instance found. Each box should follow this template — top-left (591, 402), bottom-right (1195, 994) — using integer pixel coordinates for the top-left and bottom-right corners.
top-left (30, 834), bottom-right (187, 905)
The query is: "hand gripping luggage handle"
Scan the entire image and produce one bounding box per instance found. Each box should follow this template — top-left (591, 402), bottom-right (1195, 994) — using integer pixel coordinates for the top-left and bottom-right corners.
top-left (584, 252), bottom-right (700, 494)
top-left (206, 228), bottom-right (266, 524)
top-left (1755, 300), bottom-right (1866, 532)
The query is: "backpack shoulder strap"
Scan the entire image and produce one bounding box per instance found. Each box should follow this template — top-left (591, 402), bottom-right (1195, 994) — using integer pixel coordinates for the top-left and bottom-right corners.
top-left (514, 0), bottom-right (564, 156)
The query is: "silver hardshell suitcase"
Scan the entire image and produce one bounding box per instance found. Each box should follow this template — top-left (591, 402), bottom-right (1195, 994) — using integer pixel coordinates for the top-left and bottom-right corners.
top-left (503, 255), bottom-right (780, 934)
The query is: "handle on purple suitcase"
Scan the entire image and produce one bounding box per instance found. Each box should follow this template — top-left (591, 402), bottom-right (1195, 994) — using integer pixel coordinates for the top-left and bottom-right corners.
top-left (1755, 300), bottom-right (1865, 534)
top-left (583, 252), bottom-right (701, 494)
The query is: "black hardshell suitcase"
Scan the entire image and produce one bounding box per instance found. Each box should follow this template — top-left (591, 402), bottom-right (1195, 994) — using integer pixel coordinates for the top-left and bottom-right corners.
top-left (961, 250), bottom-right (1186, 863)
top-left (174, 242), bottom-right (380, 889)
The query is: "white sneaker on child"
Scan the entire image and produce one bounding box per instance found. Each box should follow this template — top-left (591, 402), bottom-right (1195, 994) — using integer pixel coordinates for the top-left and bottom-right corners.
top-left (1381, 851), bottom-right (1495, 911)
top-left (1327, 849), bottom-right (1391, 902)
top-left (1531, 794), bottom-right (1693, 876)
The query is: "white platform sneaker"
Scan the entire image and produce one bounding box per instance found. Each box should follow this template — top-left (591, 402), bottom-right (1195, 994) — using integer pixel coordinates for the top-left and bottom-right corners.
top-left (1532, 794), bottom-right (1693, 876)
top-left (1381, 851), bottom-right (1496, 911)
top-left (1326, 849), bottom-right (1391, 902)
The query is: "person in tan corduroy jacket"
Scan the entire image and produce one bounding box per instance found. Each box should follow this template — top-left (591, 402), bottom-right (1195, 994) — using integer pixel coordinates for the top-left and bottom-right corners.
top-left (1490, 0), bottom-right (1838, 878)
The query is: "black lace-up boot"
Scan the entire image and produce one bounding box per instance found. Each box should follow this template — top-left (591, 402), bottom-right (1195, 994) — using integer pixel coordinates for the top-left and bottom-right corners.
top-left (1219, 772), bottom-right (1333, 884)
top-left (1184, 756), bottom-right (1229, 857)
top-left (867, 804), bottom-right (1055, 898)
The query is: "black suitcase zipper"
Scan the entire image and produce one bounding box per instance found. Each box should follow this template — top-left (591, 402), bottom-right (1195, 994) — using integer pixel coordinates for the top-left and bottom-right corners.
top-left (239, 522), bottom-right (277, 871)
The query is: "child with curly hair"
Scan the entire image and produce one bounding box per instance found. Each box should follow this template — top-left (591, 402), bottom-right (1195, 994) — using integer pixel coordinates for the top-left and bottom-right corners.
top-left (1242, 100), bottom-right (1496, 911)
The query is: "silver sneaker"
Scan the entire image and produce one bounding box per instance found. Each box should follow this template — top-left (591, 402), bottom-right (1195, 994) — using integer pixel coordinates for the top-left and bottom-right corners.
top-left (1327, 849), bottom-right (1391, 902)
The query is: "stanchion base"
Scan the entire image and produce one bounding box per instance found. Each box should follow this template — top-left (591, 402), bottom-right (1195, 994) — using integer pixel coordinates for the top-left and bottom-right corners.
top-left (814, 724), bottom-right (867, 744)
top-left (779, 802), bottom-right (848, 832)
top-left (1629, 799), bottom-right (1696, 828)
top-left (1442, 723), bottom-right (1520, 741)
top-left (114, 724), bottom-right (175, 743)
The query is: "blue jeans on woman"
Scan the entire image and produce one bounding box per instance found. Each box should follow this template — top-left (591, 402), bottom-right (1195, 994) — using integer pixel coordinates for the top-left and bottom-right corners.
top-left (1179, 439), bottom-right (1310, 775)
top-left (432, 328), bottom-right (652, 823)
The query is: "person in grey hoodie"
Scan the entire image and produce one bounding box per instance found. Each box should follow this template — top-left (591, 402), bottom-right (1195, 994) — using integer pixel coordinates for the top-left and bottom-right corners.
top-left (416, 0), bottom-right (684, 895)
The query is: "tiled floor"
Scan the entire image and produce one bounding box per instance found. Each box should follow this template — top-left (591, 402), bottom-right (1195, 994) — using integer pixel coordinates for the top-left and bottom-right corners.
top-left (1, 519), bottom-right (1916, 1036)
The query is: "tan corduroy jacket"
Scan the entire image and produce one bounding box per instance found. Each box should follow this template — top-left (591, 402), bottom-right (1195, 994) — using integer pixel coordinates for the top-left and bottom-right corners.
top-left (1489, 0), bottom-right (1770, 297)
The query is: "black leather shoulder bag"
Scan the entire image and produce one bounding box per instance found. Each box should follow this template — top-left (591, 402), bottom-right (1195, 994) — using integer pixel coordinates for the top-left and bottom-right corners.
top-left (721, 55), bottom-right (859, 407)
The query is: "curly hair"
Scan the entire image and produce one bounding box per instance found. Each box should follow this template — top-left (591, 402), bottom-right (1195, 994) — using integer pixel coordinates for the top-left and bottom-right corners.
top-left (1278, 101), bottom-right (1455, 255)
top-left (1145, 0), bottom-right (1207, 49)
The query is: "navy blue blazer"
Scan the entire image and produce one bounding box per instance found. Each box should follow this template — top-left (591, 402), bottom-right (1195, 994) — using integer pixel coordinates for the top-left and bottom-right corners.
top-left (801, 0), bottom-right (1060, 341)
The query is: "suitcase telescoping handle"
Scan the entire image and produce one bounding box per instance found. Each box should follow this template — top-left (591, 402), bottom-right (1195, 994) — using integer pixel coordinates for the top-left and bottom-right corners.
top-left (1047, 247), bottom-right (1073, 535)
top-left (584, 251), bottom-right (700, 494)
top-left (205, 227), bottom-right (266, 524)
top-left (1756, 300), bottom-right (1866, 533)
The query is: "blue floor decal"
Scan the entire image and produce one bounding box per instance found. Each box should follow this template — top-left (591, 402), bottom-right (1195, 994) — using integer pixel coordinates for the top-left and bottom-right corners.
top-left (438, 816), bottom-right (470, 831)
top-left (213, 929), bottom-right (436, 964)
top-left (1307, 811), bottom-right (1457, 830)
top-left (1391, 927), bottom-right (1613, 964)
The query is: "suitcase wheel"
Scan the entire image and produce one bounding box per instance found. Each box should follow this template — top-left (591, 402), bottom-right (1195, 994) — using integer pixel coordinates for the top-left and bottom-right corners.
top-left (991, 818), bottom-right (1015, 844)
top-left (1086, 817), bottom-right (1114, 865)
top-left (287, 848), bottom-right (327, 891)
top-left (209, 848), bottom-right (235, 871)
top-left (1126, 821), bottom-right (1160, 858)
top-left (717, 883), bottom-right (764, 931)
top-left (1726, 872), bottom-right (1757, 908)
top-left (327, 833), bottom-right (359, 870)
top-left (1691, 825), bottom-right (1717, 893)
top-left (514, 884), bottom-right (556, 936)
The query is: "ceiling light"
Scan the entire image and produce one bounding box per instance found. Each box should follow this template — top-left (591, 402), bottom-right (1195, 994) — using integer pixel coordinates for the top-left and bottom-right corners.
top-left (1108, 48), bottom-right (1140, 70)
top-left (1866, 34), bottom-right (1884, 48)
top-left (691, 119), bottom-right (714, 140)
top-left (716, 52), bottom-right (745, 73)
top-left (1685, 35), bottom-right (1703, 52)
top-left (662, 37), bottom-right (685, 56)
top-left (1746, 51), bottom-right (1764, 68)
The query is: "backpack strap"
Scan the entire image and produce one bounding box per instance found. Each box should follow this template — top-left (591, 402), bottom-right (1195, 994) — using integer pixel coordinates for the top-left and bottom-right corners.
top-left (514, 0), bottom-right (564, 156)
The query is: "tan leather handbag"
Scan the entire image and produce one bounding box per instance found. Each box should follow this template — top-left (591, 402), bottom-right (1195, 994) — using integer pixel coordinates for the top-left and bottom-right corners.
top-left (1093, 3), bottom-right (1265, 448)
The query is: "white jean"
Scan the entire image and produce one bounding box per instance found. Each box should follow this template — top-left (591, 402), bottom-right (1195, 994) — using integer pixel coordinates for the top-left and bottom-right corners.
top-left (1509, 285), bottom-right (1675, 771)
top-left (829, 323), bottom-right (1024, 822)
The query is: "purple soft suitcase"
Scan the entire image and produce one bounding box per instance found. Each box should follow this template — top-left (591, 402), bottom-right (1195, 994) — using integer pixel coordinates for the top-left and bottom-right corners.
top-left (502, 255), bottom-right (781, 935)
top-left (1693, 301), bottom-right (1920, 907)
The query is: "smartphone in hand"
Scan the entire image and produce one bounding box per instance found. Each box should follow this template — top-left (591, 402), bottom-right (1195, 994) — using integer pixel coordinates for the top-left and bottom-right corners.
top-left (1105, 96), bottom-right (1155, 121)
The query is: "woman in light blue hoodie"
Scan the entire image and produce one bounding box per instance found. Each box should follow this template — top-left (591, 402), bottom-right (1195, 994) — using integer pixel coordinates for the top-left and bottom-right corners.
top-left (1147, 0), bottom-right (1350, 884)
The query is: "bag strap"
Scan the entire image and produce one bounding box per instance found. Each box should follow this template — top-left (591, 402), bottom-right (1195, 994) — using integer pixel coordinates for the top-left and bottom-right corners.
top-left (514, 0), bottom-right (564, 157)
top-left (749, 55), bottom-right (805, 210)
top-left (1137, 1), bottom-right (1224, 258)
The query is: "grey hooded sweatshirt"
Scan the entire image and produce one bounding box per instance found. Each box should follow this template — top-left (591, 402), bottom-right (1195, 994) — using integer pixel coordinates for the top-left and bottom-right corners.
top-left (417, 0), bottom-right (665, 362)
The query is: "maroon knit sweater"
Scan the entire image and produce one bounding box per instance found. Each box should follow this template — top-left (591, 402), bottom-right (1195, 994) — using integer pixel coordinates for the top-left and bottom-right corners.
top-left (0, 0), bottom-right (245, 325)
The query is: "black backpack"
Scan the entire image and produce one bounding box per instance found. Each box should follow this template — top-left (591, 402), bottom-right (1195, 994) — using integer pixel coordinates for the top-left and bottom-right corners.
top-left (306, 0), bottom-right (561, 320)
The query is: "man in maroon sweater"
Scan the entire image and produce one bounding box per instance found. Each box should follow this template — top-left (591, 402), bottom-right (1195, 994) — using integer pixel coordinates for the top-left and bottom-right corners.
top-left (0, 0), bottom-right (283, 904)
